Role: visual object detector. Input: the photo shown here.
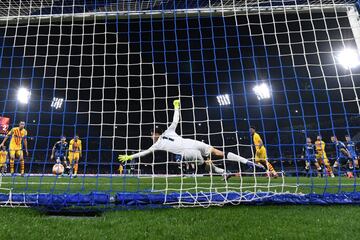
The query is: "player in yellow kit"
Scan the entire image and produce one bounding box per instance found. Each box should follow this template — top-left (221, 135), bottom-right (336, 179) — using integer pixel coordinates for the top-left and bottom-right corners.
top-left (315, 135), bottom-right (334, 178)
top-left (0, 145), bottom-right (7, 176)
top-left (68, 135), bottom-right (82, 178)
top-left (0, 121), bottom-right (28, 176)
top-left (250, 126), bottom-right (278, 178)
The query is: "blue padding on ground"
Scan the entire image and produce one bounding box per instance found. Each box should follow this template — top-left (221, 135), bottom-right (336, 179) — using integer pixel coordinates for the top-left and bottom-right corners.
top-left (115, 192), bottom-right (360, 206)
top-left (0, 192), bottom-right (110, 207)
top-left (1, 192), bottom-right (360, 207)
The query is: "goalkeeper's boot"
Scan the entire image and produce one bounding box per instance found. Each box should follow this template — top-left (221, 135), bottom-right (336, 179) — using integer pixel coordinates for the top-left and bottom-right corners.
top-left (246, 161), bottom-right (265, 170)
top-left (73, 174), bottom-right (77, 179)
top-left (20, 173), bottom-right (25, 177)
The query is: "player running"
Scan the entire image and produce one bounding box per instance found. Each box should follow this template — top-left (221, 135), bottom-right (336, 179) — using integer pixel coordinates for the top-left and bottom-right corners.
top-left (119, 100), bottom-right (264, 180)
top-left (51, 136), bottom-right (70, 176)
top-left (345, 135), bottom-right (359, 174)
top-left (301, 137), bottom-right (321, 177)
top-left (0, 121), bottom-right (28, 177)
top-left (315, 135), bottom-right (334, 178)
top-left (68, 135), bottom-right (82, 178)
top-left (331, 136), bottom-right (353, 178)
top-left (0, 146), bottom-right (8, 176)
top-left (249, 126), bottom-right (278, 178)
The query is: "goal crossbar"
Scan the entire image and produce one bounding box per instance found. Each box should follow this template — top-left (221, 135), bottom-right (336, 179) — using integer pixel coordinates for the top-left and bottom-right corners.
top-left (0, 3), bottom-right (356, 25)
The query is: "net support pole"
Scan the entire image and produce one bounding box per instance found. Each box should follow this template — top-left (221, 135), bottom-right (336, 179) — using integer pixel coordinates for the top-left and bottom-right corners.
top-left (347, 7), bottom-right (360, 52)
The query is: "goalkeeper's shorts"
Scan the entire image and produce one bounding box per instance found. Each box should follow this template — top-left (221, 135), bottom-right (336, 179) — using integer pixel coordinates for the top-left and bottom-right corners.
top-left (182, 149), bottom-right (205, 164)
top-left (181, 139), bottom-right (212, 164)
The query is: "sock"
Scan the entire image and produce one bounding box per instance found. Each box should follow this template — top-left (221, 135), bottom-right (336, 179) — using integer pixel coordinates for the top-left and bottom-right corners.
top-left (326, 165), bottom-right (333, 175)
top-left (266, 162), bottom-right (276, 173)
top-left (227, 152), bottom-right (248, 165)
top-left (74, 162), bottom-right (78, 174)
top-left (20, 160), bottom-right (24, 175)
top-left (10, 159), bottom-right (14, 174)
top-left (211, 164), bottom-right (225, 174)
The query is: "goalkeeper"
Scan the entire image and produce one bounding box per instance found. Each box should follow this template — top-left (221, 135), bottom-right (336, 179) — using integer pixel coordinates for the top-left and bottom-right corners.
top-left (119, 99), bottom-right (264, 179)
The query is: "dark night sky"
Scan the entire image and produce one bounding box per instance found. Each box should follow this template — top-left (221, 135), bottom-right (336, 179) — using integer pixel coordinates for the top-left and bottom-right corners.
top-left (0, 7), bottom-right (359, 169)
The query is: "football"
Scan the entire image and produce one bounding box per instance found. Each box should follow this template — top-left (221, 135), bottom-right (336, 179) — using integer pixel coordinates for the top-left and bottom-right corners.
top-left (52, 163), bottom-right (64, 175)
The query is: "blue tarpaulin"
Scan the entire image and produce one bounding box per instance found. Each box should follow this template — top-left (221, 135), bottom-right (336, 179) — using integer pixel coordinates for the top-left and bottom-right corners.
top-left (2, 191), bottom-right (360, 208)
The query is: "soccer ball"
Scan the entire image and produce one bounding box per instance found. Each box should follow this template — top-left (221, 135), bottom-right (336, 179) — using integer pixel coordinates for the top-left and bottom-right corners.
top-left (52, 163), bottom-right (64, 175)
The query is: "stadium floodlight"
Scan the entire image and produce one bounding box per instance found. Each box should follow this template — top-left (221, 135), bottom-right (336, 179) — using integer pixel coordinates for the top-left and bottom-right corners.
top-left (337, 48), bottom-right (360, 69)
top-left (217, 94), bottom-right (231, 106)
top-left (17, 87), bottom-right (31, 104)
top-left (253, 83), bottom-right (271, 100)
top-left (51, 97), bottom-right (64, 109)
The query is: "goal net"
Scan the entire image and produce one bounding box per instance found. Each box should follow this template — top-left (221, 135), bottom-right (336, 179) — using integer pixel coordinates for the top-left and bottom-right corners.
top-left (0, 0), bottom-right (359, 210)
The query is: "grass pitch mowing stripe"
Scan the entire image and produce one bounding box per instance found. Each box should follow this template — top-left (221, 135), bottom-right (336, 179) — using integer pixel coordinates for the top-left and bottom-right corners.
top-left (1, 205), bottom-right (360, 239)
top-left (0, 175), bottom-right (359, 194)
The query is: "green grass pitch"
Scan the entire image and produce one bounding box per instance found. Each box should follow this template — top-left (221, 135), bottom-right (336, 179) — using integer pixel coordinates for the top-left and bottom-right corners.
top-left (1, 205), bottom-right (360, 239)
top-left (1, 175), bottom-right (360, 239)
top-left (0, 174), bottom-right (359, 194)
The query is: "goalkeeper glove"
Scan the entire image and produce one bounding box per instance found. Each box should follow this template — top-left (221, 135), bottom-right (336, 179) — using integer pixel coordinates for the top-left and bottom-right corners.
top-left (173, 99), bottom-right (180, 109)
top-left (118, 154), bottom-right (133, 162)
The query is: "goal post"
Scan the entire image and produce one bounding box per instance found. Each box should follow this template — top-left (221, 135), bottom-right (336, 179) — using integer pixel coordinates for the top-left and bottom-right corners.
top-left (0, 0), bottom-right (359, 210)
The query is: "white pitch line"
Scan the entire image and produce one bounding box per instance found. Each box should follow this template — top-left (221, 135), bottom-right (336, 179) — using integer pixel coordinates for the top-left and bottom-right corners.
top-left (0, 181), bottom-right (274, 186)
top-left (0, 181), bottom-right (346, 187)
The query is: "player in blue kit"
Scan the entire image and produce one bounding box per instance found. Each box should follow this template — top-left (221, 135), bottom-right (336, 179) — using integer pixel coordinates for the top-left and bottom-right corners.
top-left (51, 136), bottom-right (70, 175)
top-left (301, 137), bottom-right (322, 177)
top-left (331, 136), bottom-right (353, 178)
top-left (345, 135), bottom-right (359, 174)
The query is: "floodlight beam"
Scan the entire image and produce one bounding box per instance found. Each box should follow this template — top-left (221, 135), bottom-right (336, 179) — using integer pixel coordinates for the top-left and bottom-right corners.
top-left (17, 87), bottom-right (31, 104)
top-left (337, 48), bottom-right (360, 69)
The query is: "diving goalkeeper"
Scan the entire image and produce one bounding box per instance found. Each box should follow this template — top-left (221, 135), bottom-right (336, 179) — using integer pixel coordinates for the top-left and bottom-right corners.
top-left (119, 100), bottom-right (264, 179)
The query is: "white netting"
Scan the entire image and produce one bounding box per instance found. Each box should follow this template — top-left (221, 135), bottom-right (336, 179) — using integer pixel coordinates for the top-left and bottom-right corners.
top-left (0, 0), bottom-right (358, 209)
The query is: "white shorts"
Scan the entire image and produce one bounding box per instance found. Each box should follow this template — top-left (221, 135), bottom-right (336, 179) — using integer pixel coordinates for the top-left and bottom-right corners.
top-left (181, 139), bottom-right (212, 164)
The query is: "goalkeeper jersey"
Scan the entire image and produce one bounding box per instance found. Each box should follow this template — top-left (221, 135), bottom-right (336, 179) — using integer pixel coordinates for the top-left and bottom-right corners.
top-left (132, 109), bottom-right (211, 160)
